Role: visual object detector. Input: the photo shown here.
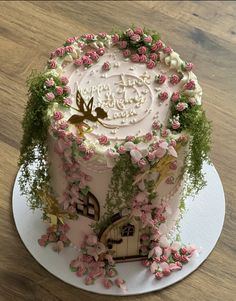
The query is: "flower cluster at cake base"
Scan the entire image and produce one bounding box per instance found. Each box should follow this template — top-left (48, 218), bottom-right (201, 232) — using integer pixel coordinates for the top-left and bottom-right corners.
top-left (142, 241), bottom-right (196, 280)
top-left (38, 223), bottom-right (71, 252)
top-left (70, 234), bottom-right (127, 291)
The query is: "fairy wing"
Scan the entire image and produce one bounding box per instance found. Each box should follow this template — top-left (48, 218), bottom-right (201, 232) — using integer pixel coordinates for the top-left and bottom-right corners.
top-left (76, 90), bottom-right (86, 113)
top-left (85, 97), bottom-right (94, 114)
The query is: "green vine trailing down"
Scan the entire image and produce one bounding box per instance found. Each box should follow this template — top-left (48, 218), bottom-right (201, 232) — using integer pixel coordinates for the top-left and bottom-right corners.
top-left (19, 71), bottom-right (54, 209)
top-left (170, 97), bottom-right (212, 195)
top-left (92, 153), bottom-right (140, 235)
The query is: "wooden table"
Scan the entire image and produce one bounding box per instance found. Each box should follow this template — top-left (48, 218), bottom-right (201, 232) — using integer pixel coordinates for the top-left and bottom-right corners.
top-left (0, 1), bottom-right (235, 300)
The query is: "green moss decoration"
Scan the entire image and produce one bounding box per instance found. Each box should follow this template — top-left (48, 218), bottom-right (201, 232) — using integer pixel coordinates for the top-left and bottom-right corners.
top-left (18, 71), bottom-right (56, 209)
top-left (171, 101), bottom-right (211, 194)
top-left (92, 153), bottom-right (140, 235)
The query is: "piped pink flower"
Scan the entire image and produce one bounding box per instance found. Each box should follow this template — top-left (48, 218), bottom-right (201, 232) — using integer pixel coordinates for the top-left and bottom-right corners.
top-left (176, 102), bottom-right (188, 111)
top-left (98, 135), bottom-right (109, 145)
top-left (170, 74), bottom-right (180, 85)
top-left (184, 80), bottom-right (196, 90)
top-left (146, 59), bottom-right (156, 69)
top-left (155, 74), bottom-right (166, 84)
top-left (158, 91), bottom-right (168, 102)
top-left (102, 62), bottom-right (111, 71)
top-left (138, 46), bottom-right (147, 54)
top-left (45, 92), bottom-right (55, 101)
top-left (171, 91), bottom-right (180, 102)
top-left (54, 111), bottom-right (63, 121)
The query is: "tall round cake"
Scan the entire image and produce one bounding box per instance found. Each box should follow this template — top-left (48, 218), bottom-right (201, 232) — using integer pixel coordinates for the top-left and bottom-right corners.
top-left (19, 26), bottom-right (211, 288)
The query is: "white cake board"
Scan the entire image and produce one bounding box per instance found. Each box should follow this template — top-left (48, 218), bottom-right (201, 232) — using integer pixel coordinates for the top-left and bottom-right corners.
top-left (12, 162), bottom-right (225, 296)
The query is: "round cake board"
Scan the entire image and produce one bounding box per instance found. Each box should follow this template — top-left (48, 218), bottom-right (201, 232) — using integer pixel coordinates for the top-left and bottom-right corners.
top-left (12, 162), bottom-right (225, 296)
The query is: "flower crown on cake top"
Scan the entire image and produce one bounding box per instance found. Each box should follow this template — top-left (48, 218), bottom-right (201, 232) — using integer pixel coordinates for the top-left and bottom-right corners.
top-left (18, 26), bottom-right (211, 290)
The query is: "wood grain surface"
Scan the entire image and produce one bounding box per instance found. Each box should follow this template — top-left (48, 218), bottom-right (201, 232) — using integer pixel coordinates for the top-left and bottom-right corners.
top-left (0, 1), bottom-right (235, 300)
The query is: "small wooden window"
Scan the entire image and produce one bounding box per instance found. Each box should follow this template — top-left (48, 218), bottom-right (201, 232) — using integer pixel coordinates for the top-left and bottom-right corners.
top-left (120, 223), bottom-right (135, 237)
top-left (76, 192), bottom-right (100, 221)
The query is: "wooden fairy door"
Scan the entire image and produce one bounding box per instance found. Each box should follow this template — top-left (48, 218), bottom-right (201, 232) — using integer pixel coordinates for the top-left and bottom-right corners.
top-left (100, 217), bottom-right (141, 260)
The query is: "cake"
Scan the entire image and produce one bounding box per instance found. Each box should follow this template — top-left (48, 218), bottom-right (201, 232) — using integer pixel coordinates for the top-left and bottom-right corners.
top-left (19, 26), bottom-right (211, 289)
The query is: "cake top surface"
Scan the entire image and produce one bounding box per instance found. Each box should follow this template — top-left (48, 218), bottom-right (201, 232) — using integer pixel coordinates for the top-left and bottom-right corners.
top-left (44, 27), bottom-right (202, 156)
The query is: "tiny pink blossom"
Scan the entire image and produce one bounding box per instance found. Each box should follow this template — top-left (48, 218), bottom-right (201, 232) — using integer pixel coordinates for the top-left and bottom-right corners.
top-left (158, 91), bottom-right (168, 101)
top-left (138, 46), bottom-right (147, 54)
top-left (65, 45), bottom-right (74, 53)
top-left (180, 255), bottom-right (189, 263)
top-left (96, 47), bottom-right (105, 56)
top-left (77, 41), bottom-right (85, 48)
top-left (161, 128), bottom-right (171, 137)
top-left (90, 51), bottom-right (99, 61)
top-left (48, 60), bottom-right (57, 69)
top-left (125, 135), bottom-right (135, 141)
top-left (134, 27), bottom-right (144, 35)
top-left (60, 121), bottom-right (69, 130)
top-left (74, 58), bottom-right (83, 66)
top-left (171, 120), bottom-right (180, 129)
top-left (123, 49), bottom-right (131, 57)
top-left (163, 46), bottom-right (172, 54)
top-left (117, 145), bottom-right (126, 154)
top-left (142, 259), bottom-right (151, 267)
top-left (139, 54), bottom-right (147, 63)
top-left (76, 266), bottom-right (87, 277)
top-left (170, 139), bottom-right (177, 147)
top-left (126, 28), bottom-right (134, 37)
top-left (162, 267), bottom-right (171, 276)
top-left (155, 74), bottom-right (166, 84)
top-left (184, 80), bottom-right (195, 90)
top-left (78, 143), bottom-right (87, 152)
top-left (170, 74), bottom-right (180, 85)
top-left (119, 40), bottom-right (128, 49)
top-left (147, 151), bottom-right (156, 161)
top-left (106, 268), bottom-right (117, 277)
top-left (60, 76), bottom-right (69, 85)
top-left (138, 159), bottom-right (147, 168)
top-left (140, 233), bottom-right (150, 241)
top-left (112, 33), bottom-right (120, 44)
top-left (152, 120), bottom-right (161, 130)
top-left (56, 86), bottom-right (64, 96)
top-left (50, 51), bottom-right (56, 59)
top-left (176, 102), bottom-right (188, 111)
top-left (103, 278), bottom-right (113, 289)
top-left (63, 86), bottom-right (71, 95)
top-left (84, 276), bottom-right (94, 285)
top-left (149, 53), bottom-right (159, 61)
top-left (54, 111), bottom-right (63, 121)
top-left (102, 62), bottom-right (111, 71)
top-left (45, 92), bottom-right (55, 101)
top-left (185, 62), bottom-right (194, 71)
top-left (155, 272), bottom-right (163, 280)
top-left (55, 47), bottom-right (65, 57)
top-left (147, 59), bottom-right (156, 69)
top-left (145, 132), bottom-right (153, 141)
top-left (63, 97), bottom-right (72, 105)
top-left (130, 34), bottom-right (141, 42)
top-left (82, 56), bottom-right (93, 65)
top-left (45, 79), bottom-right (55, 87)
top-left (98, 135), bottom-right (109, 145)
top-left (189, 97), bottom-right (197, 106)
top-left (151, 40), bottom-right (163, 51)
top-left (131, 53), bottom-right (140, 62)
top-left (82, 33), bottom-right (95, 40)
top-left (171, 91), bottom-right (180, 102)
top-left (98, 32), bottom-right (107, 38)
top-left (180, 247), bottom-right (188, 255)
top-left (38, 238), bottom-right (47, 247)
top-left (143, 35), bottom-right (152, 43)
top-left (66, 37), bottom-right (75, 44)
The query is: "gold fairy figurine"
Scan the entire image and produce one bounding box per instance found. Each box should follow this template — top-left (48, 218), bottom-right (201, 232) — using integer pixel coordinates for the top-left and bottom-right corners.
top-left (67, 90), bottom-right (108, 130)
